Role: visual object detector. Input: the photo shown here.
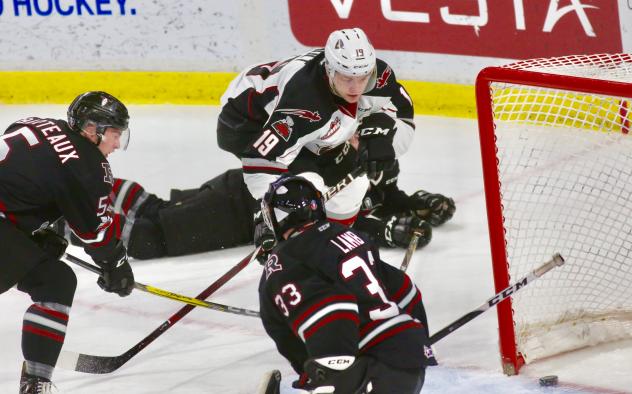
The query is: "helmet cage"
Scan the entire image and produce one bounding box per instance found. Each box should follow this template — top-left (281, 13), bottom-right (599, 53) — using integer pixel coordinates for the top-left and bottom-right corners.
top-left (261, 176), bottom-right (326, 241)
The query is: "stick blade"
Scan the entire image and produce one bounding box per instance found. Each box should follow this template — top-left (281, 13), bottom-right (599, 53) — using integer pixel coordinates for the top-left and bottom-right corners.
top-left (57, 350), bottom-right (130, 374)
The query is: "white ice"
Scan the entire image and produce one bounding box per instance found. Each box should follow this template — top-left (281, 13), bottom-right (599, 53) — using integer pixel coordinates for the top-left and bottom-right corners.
top-left (1, 105), bottom-right (630, 393)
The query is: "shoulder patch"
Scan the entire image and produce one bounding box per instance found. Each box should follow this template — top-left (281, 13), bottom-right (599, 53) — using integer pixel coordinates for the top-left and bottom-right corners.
top-left (265, 254), bottom-right (283, 280)
top-left (376, 66), bottom-right (392, 89)
top-left (271, 116), bottom-right (294, 141)
top-left (102, 162), bottom-right (114, 185)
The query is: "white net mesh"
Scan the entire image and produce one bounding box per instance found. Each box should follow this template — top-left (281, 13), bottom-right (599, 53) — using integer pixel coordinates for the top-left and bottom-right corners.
top-left (489, 53), bottom-right (632, 363)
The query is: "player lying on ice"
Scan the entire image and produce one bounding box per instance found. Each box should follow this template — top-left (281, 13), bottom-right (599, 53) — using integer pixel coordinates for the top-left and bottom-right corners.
top-left (257, 175), bottom-right (434, 394)
top-left (54, 161), bottom-right (454, 261)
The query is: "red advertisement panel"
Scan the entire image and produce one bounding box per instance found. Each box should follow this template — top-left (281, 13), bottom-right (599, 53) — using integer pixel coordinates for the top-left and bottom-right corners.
top-left (288, 0), bottom-right (622, 59)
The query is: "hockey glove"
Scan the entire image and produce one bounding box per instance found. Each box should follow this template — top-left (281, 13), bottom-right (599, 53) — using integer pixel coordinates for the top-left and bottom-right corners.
top-left (31, 228), bottom-right (69, 260)
top-left (253, 210), bottom-right (276, 265)
top-left (94, 241), bottom-right (134, 297)
top-left (384, 215), bottom-right (432, 249)
top-left (357, 113), bottom-right (397, 181)
top-left (410, 190), bottom-right (456, 226)
top-left (303, 356), bottom-right (372, 394)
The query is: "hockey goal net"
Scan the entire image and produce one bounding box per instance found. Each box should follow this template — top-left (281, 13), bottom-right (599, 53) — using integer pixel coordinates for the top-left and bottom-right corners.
top-left (475, 53), bottom-right (632, 375)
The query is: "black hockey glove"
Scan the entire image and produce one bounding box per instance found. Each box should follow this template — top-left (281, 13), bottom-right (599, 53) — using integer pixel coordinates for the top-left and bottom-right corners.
top-left (357, 113), bottom-right (397, 181)
top-left (302, 356), bottom-right (372, 394)
top-left (410, 190), bottom-right (456, 226)
top-left (93, 241), bottom-right (134, 297)
top-left (253, 210), bottom-right (276, 265)
top-left (383, 215), bottom-right (432, 249)
top-left (31, 228), bottom-right (68, 260)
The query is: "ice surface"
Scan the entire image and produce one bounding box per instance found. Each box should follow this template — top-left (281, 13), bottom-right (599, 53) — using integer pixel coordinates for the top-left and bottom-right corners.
top-left (1, 105), bottom-right (630, 393)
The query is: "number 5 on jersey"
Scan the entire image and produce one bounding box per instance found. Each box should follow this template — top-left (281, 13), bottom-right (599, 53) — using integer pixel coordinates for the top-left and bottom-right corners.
top-left (0, 127), bottom-right (40, 162)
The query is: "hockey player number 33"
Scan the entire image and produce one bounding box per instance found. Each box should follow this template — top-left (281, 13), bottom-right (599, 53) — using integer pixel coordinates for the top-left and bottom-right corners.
top-left (0, 126), bottom-right (40, 162)
top-left (342, 254), bottom-right (399, 320)
top-left (275, 252), bottom-right (398, 320)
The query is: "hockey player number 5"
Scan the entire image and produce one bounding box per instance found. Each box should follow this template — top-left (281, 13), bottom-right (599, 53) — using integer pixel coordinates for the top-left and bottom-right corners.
top-left (0, 127), bottom-right (40, 163)
top-left (341, 255), bottom-right (399, 321)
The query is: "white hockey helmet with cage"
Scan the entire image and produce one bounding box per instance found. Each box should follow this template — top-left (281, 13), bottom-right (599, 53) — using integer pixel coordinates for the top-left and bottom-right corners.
top-left (324, 27), bottom-right (377, 92)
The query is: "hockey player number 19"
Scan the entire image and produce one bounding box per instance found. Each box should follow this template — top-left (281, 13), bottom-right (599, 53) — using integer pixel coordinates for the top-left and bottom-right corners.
top-left (252, 129), bottom-right (279, 156)
top-left (0, 127), bottom-right (40, 163)
top-left (341, 254), bottom-right (399, 321)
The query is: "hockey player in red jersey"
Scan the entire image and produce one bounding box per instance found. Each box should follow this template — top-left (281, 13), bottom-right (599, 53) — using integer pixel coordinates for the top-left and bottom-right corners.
top-left (217, 27), bottom-right (428, 262)
top-left (258, 176), bottom-right (432, 393)
top-left (0, 91), bottom-right (135, 394)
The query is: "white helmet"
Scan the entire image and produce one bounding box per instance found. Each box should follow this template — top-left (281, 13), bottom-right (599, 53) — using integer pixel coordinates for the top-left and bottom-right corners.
top-left (324, 28), bottom-right (377, 92)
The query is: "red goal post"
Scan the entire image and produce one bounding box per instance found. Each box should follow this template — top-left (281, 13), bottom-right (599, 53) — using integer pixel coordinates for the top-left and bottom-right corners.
top-left (475, 54), bottom-right (632, 375)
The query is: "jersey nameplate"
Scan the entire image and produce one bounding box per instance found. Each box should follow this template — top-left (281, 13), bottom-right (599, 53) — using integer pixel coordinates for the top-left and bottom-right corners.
top-left (19, 118), bottom-right (79, 163)
top-left (331, 231), bottom-right (365, 253)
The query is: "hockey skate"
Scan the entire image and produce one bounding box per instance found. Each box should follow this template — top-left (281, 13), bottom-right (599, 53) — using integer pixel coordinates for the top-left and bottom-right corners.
top-left (19, 363), bottom-right (55, 394)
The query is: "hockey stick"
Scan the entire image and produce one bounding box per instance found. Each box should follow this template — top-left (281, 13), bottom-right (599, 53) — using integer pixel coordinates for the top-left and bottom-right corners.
top-left (63, 253), bottom-right (260, 317)
top-left (400, 231), bottom-right (422, 271)
top-left (58, 168), bottom-right (366, 374)
top-left (57, 246), bottom-right (260, 374)
top-left (323, 167), bottom-right (366, 201)
top-left (428, 253), bottom-right (565, 345)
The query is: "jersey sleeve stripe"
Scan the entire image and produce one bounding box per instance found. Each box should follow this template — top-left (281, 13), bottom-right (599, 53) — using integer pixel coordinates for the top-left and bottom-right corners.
top-left (243, 165), bottom-right (288, 175)
top-left (114, 180), bottom-right (143, 214)
top-left (397, 285), bottom-right (419, 310)
top-left (296, 302), bottom-right (359, 341)
top-left (391, 275), bottom-right (412, 301)
top-left (292, 294), bottom-right (357, 330)
top-left (302, 311), bottom-right (360, 341)
top-left (242, 158), bottom-right (288, 173)
top-left (404, 292), bottom-right (422, 315)
top-left (359, 320), bottom-right (423, 352)
top-left (358, 314), bottom-right (414, 349)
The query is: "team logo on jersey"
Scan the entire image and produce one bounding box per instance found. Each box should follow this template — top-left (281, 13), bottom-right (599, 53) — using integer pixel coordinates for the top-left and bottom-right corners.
top-left (271, 116), bottom-right (294, 142)
top-left (322, 116), bottom-right (341, 140)
top-left (376, 66), bottom-right (391, 89)
top-left (102, 163), bottom-right (114, 185)
top-left (277, 109), bottom-right (322, 123)
top-left (264, 254), bottom-right (283, 279)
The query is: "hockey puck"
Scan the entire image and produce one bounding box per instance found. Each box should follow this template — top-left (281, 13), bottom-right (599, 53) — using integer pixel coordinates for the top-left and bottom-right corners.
top-left (539, 375), bottom-right (559, 387)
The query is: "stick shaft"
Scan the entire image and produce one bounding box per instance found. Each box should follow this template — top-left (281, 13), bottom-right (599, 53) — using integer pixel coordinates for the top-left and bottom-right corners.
top-left (58, 248), bottom-right (258, 373)
top-left (400, 232), bottom-right (421, 271)
top-left (429, 253), bottom-right (564, 345)
top-left (63, 253), bottom-right (260, 317)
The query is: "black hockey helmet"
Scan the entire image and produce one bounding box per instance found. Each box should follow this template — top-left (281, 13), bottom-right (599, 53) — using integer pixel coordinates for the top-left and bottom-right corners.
top-left (67, 91), bottom-right (130, 149)
top-left (261, 176), bottom-right (326, 241)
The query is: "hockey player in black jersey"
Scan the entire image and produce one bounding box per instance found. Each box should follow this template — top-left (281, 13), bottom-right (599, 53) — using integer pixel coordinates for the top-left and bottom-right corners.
top-left (0, 91), bottom-right (135, 394)
top-left (217, 27), bottom-right (426, 260)
top-left (258, 176), bottom-right (432, 393)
